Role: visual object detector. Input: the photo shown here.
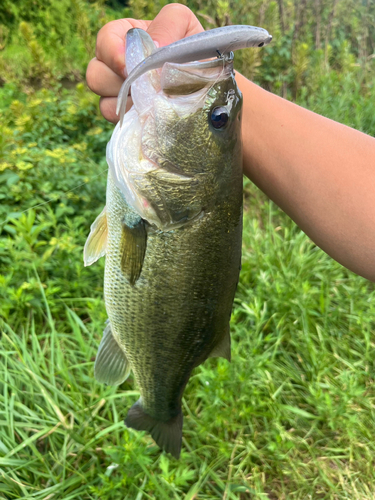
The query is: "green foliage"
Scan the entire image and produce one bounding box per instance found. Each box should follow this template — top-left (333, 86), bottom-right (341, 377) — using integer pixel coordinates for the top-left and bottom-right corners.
top-left (2, 192), bottom-right (375, 498)
top-left (0, 0), bottom-right (375, 499)
top-left (298, 71), bottom-right (375, 135)
top-left (0, 82), bottom-right (112, 327)
top-left (0, 0), bottom-right (122, 86)
top-left (186, 0), bottom-right (375, 99)
top-left (1, 0), bottom-right (374, 100)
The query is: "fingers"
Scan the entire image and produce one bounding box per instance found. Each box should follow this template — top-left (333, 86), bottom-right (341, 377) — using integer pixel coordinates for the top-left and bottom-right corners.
top-left (90, 5), bottom-right (204, 123)
top-left (94, 5), bottom-right (203, 81)
top-left (86, 58), bottom-right (124, 97)
top-left (91, 18), bottom-right (152, 124)
top-left (100, 96), bottom-right (133, 123)
top-left (146, 4), bottom-right (204, 47)
top-left (96, 19), bottom-right (151, 78)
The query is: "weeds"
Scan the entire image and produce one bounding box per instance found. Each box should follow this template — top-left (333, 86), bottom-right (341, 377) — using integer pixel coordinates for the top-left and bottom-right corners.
top-left (0, 0), bottom-right (375, 498)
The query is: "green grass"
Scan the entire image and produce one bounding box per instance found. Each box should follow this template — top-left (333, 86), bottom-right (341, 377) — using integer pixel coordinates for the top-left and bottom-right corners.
top-left (1, 182), bottom-right (375, 498)
top-left (1, 1), bottom-right (375, 496)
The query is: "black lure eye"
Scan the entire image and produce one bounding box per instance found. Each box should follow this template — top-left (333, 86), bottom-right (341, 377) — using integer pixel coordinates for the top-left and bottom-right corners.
top-left (210, 106), bottom-right (229, 129)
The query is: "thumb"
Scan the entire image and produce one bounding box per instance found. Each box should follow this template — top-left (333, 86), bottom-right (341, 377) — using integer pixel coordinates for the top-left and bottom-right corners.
top-left (146, 4), bottom-right (204, 48)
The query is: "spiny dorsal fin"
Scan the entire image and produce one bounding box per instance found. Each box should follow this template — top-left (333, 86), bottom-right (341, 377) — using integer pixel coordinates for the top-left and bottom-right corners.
top-left (208, 329), bottom-right (231, 362)
top-left (83, 206), bottom-right (108, 266)
top-left (121, 218), bottom-right (147, 285)
top-left (94, 322), bottom-right (131, 385)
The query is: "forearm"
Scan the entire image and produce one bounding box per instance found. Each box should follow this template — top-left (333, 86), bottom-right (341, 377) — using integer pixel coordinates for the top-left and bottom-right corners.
top-left (236, 72), bottom-right (375, 281)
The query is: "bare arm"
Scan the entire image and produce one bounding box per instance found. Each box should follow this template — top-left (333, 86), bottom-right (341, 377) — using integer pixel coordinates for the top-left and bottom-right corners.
top-left (86, 3), bottom-right (375, 281)
top-left (237, 73), bottom-right (375, 280)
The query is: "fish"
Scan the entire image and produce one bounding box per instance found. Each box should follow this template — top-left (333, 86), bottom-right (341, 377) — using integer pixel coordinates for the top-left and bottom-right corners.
top-left (84, 26), bottom-right (272, 458)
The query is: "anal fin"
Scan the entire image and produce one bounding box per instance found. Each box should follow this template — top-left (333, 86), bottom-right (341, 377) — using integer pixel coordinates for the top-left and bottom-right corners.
top-left (208, 330), bottom-right (231, 362)
top-left (121, 218), bottom-right (147, 285)
top-left (94, 322), bottom-right (131, 385)
top-left (125, 400), bottom-right (183, 459)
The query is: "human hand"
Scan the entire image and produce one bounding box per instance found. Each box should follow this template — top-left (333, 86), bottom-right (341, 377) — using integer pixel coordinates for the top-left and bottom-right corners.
top-left (86, 3), bottom-right (204, 123)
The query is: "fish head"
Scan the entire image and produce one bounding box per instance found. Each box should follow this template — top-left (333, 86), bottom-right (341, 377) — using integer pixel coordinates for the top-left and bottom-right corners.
top-left (156, 56), bottom-right (243, 180)
top-left (107, 30), bottom-right (243, 229)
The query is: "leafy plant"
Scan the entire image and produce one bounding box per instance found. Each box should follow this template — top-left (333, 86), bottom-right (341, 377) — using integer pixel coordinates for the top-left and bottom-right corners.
top-left (0, 1), bottom-right (374, 498)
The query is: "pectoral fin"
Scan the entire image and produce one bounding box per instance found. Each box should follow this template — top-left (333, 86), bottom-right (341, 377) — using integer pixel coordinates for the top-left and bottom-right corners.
top-left (208, 329), bottom-right (231, 362)
top-left (121, 218), bottom-right (147, 285)
top-left (94, 322), bottom-right (131, 385)
top-left (84, 206), bottom-right (108, 266)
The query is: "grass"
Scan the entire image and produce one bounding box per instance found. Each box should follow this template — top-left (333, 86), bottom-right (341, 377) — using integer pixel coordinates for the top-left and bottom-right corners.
top-left (1, 182), bottom-right (375, 498)
top-left (1, 1), bottom-right (375, 496)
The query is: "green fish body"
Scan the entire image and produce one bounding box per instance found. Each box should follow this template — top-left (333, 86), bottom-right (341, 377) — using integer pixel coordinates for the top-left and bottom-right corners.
top-left (84, 29), bottom-right (243, 458)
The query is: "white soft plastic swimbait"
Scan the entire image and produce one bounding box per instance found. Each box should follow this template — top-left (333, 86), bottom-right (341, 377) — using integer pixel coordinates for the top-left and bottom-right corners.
top-left (117, 25), bottom-right (272, 124)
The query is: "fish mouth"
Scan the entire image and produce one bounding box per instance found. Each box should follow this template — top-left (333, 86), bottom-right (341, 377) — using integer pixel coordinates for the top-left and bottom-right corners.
top-left (160, 54), bottom-right (234, 96)
top-left (108, 53), bottom-right (238, 229)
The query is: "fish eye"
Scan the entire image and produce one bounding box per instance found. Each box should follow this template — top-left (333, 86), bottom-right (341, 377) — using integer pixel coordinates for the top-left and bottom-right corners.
top-left (210, 106), bottom-right (229, 129)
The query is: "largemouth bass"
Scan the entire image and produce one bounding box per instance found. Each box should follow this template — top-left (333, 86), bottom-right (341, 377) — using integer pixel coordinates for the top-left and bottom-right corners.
top-left (84, 26), bottom-right (271, 458)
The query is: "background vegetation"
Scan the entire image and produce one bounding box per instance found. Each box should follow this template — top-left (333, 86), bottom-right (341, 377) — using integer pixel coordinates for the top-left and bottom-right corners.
top-left (0, 0), bottom-right (374, 498)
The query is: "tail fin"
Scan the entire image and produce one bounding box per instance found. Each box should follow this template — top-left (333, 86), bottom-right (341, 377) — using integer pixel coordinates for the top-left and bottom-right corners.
top-left (125, 400), bottom-right (183, 459)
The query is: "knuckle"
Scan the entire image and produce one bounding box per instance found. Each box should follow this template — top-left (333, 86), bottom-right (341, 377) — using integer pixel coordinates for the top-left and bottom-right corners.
top-left (100, 97), bottom-right (118, 124)
top-left (86, 59), bottom-right (99, 94)
top-left (96, 21), bottom-right (116, 58)
top-left (97, 20), bottom-right (114, 40)
top-left (96, 25), bottom-right (107, 58)
top-left (99, 96), bottom-right (108, 114)
top-left (111, 58), bottom-right (125, 79)
top-left (161, 3), bottom-right (191, 14)
top-left (96, 21), bottom-right (126, 77)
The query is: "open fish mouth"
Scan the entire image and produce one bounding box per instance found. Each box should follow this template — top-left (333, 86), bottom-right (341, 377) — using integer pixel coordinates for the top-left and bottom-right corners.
top-left (160, 54), bottom-right (234, 95)
top-left (107, 31), bottom-right (238, 229)
top-left (158, 55), bottom-right (235, 119)
top-left (116, 25), bottom-right (272, 123)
